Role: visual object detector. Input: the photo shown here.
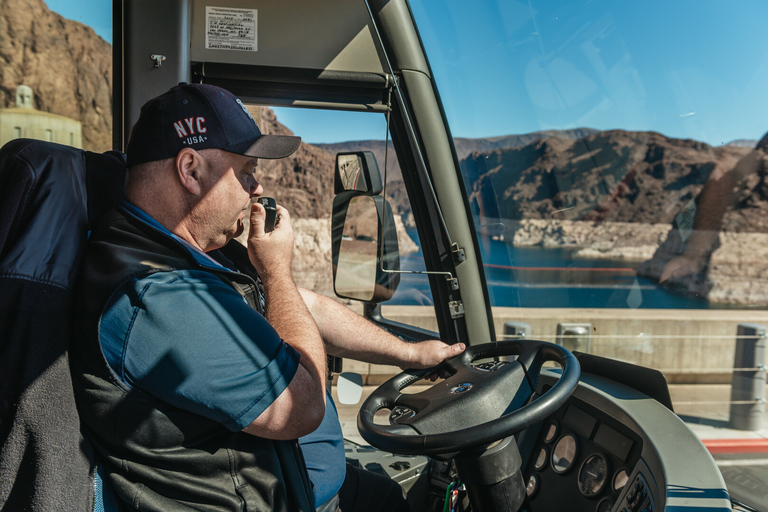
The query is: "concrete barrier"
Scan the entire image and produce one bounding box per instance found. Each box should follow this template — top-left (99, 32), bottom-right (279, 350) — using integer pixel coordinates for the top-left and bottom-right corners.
top-left (343, 305), bottom-right (768, 384)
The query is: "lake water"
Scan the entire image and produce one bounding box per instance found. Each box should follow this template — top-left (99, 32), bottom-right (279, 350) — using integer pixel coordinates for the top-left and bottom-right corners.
top-left (390, 231), bottom-right (747, 310)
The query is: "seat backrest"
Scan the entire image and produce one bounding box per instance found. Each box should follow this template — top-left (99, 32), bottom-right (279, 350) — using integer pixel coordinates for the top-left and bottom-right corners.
top-left (0, 139), bottom-right (125, 511)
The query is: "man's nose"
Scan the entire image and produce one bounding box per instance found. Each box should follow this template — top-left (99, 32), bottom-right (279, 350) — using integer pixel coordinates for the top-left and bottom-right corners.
top-left (250, 179), bottom-right (263, 197)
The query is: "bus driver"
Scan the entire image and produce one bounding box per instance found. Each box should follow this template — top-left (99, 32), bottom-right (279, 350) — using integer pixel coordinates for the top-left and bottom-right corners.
top-left (70, 83), bottom-right (464, 511)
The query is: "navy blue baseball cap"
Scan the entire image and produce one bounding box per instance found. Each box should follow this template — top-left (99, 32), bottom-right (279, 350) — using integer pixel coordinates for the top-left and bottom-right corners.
top-left (126, 83), bottom-right (301, 167)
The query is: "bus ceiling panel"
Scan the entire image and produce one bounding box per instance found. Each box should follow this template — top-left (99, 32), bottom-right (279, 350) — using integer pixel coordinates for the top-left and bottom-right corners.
top-left (118, 0), bottom-right (393, 145)
top-left (196, 79), bottom-right (390, 111)
top-left (189, 0), bottom-right (386, 75)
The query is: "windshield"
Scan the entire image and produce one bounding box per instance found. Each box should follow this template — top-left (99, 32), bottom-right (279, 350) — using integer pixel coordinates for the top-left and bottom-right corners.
top-left (406, 0), bottom-right (768, 508)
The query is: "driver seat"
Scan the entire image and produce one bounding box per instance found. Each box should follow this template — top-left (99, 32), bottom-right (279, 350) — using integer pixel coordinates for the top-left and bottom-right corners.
top-left (0, 139), bottom-right (125, 511)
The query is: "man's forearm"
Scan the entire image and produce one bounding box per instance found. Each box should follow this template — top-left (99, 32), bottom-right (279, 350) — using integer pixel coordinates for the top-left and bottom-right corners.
top-left (240, 275), bottom-right (328, 440)
top-left (265, 277), bottom-right (327, 393)
top-left (298, 288), bottom-right (464, 369)
top-left (298, 288), bottom-right (412, 364)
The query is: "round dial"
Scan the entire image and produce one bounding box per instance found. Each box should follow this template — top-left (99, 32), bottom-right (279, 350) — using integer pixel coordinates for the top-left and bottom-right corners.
top-left (526, 473), bottom-right (539, 497)
top-left (596, 497), bottom-right (614, 512)
top-left (534, 447), bottom-right (548, 471)
top-left (551, 433), bottom-right (578, 474)
top-left (613, 468), bottom-right (630, 493)
top-left (578, 453), bottom-right (609, 497)
top-left (543, 421), bottom-right (559, 443)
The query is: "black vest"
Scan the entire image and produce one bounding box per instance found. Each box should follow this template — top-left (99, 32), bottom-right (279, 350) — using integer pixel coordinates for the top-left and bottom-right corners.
top-left (70, 206), bottom-right (314, 512)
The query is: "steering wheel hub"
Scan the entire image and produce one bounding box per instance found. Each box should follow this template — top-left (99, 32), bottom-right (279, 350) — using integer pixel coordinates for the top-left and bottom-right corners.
top-left (450, 383), bottom-right (473, 394)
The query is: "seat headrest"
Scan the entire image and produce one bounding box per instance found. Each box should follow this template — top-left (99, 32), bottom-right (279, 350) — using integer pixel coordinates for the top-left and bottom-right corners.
top-left (0, 139), bottom-right (126, 288)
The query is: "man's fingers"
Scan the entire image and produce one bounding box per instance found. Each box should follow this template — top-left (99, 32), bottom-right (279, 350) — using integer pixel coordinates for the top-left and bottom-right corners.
top-left (440, 342), bottom-right (465, 361)
top-left (249, 201), bottom-right (266, 237)
top-left (275, 205), bottom-right (290, 224)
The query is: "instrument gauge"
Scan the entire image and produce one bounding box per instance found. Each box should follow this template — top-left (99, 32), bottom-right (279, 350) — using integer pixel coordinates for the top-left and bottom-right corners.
top-left (578, 453), bottom-right (609, 497)
top-left (596, 497), bottom-right (614, 512)
top-left (613, 468), bottom-right (630, 493)
top-left (551, 433), bottom-right (578, 474)
top-left (543, 421), bottom-right (559, 443)
top-left (526, 473), bottom-right (539, 498)
top-left (534, 447), bottom-right (548, 471)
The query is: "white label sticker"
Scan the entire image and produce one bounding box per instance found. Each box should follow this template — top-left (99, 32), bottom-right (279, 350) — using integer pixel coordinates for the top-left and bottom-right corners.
top-left (205, 6), bottom-right (257, 51)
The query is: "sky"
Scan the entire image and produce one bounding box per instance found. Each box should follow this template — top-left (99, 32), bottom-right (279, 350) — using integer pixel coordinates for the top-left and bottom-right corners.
top-left (46, 1), bottom-right (768, 146)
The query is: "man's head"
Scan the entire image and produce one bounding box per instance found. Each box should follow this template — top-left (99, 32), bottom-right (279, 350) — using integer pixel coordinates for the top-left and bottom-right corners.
top-left (124, 84), bottom-right (301, 251)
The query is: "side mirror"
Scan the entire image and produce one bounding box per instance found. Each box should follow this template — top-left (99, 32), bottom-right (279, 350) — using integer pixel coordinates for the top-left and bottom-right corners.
top-left (334, 151), bottom-right (383, 195)
top-left (331, 194), bottom-right (400, 302)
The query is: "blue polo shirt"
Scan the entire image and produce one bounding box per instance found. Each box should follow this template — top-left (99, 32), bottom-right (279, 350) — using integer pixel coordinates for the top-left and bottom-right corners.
top-left (99, 202), bottom-right (299, 431)
top-left (300, 392), bottom-right (346, 506)
top-left (100, 202), bottom-right (347, 505)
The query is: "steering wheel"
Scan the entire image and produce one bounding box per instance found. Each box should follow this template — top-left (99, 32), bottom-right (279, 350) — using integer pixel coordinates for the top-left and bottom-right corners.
top-left (358, 340), bottom-right (580, 456)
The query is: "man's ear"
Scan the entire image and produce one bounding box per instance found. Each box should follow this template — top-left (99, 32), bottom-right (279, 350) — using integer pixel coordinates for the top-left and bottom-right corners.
top-left (176, 148), bottom-right (203, 195)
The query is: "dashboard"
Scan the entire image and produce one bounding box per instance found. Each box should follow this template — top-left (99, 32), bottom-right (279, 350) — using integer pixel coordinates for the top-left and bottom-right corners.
top-left (516, 369), bottom-right (732, 512)
top-left (416, 366), bottom-right (731, 512)
top-left (521, 396), bottom-right (653, 512)
top-left (349, 357), bottom-right (732, 512)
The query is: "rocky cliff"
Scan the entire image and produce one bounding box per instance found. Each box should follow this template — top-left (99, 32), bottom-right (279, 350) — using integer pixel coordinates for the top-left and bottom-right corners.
top-left (314, 128), bottom-right (598, 180)
top-left (0, 0), bottom-right (112, 151)
top-left (251, 107), bottom-right (336, 219)
top-left (462, 130), bottom-right (752, 225)
top-left (315, 128), bottom-right (598, 220)
top-left (466, 132), bottom-right (768, 305)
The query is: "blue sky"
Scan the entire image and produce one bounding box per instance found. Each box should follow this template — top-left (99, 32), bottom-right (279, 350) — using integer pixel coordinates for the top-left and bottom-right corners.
top-left (46, 1), bottom-right (768, 146)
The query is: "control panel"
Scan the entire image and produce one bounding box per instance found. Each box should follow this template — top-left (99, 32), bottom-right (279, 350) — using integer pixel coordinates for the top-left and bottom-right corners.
top-left (520, 396), bottom-right (650, 512)
top-left (615, 466), bottom-right (656, 512)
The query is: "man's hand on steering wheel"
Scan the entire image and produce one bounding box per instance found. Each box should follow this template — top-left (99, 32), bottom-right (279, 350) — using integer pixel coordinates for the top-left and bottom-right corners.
top-left (401, 340), bottom-right (466, 381)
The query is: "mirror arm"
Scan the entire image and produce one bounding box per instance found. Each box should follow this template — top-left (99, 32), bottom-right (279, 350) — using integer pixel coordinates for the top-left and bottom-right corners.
top-left (363, 302), bottom-right (439, 342)
top-left (378, 85), bottom-right (462, 293)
